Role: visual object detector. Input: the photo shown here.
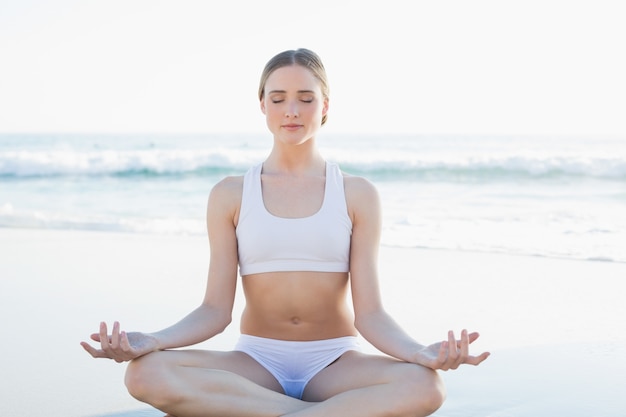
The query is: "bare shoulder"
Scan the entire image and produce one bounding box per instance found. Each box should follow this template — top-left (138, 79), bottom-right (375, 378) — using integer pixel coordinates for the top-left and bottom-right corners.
top-left (211, 175), bottom-right (243, 195)
top-left (341, 172), bottom-right (381, 220)
top-left (207, 175), bottom-right (244, 214)
top-left (342, 172), bottom-right (380, 202)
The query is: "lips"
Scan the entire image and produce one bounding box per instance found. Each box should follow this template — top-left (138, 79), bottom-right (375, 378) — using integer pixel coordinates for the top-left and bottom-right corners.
top-left (282, 124), bottom-right (302, 131)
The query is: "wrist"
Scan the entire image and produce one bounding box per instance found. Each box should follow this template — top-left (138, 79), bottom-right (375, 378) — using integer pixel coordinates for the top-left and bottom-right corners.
top-left (147, 332), bottom-right (165, 351)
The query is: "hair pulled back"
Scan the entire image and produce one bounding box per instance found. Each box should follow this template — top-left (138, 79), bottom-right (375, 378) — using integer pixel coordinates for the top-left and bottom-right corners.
top-left (258, 48), bottom-right (329, 126)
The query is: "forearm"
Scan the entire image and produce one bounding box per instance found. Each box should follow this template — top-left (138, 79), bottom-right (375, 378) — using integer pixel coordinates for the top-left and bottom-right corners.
top-left (150, 303), bottom-right (231, 350)
top-left (355, 310), bottom-right (424, 363)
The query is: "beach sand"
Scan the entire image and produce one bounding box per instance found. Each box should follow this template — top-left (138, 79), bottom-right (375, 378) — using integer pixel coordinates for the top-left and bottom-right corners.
top-left (1, 228), bottom-right (624, 417)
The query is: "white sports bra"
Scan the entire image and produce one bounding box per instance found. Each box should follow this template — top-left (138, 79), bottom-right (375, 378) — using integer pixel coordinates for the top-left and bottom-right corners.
top-left (236, 162), bottom-right (352, 276)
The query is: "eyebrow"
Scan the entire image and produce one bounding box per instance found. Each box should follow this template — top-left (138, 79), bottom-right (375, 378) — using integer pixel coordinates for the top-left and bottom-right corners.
top-left (267, 90), bottom-right (316, 94)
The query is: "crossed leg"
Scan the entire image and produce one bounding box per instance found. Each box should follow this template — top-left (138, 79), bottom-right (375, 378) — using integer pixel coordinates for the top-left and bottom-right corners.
top-left (125, 349), bottom-right (308, 417)
top-left (298, 350), bottom-right (445, 416)
top-left (124, 348), bottom-right (445, 417)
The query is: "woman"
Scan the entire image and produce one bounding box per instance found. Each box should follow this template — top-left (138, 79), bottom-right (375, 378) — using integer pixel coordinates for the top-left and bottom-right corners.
top-left (81, 48), bottom-right (489, 417)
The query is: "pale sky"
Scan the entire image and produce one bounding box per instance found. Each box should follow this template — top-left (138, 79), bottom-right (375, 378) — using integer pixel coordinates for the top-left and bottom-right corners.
top-left (1, 0), bottom-right (625, 136)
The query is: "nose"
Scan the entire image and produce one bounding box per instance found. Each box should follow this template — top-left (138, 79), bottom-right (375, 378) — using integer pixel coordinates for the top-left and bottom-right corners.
top-left (285, 101), bottom-right (299, 118)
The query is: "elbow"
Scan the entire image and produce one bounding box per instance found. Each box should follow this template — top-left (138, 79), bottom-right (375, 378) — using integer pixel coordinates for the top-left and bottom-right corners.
top-left (208, 308), bottom-right (232, 335)
top-left (217, 313), bottom-right (233, 333)
top-left (353, 308), bottom-right (385, 335)
top-left (212, 305), bottom-right (233, 334)
top-left (353, 314), bottom-right (370, 335)
top-left (353, 316), bottom-right (363, 332)
top-left (198, 303), bottom-right (233, 335)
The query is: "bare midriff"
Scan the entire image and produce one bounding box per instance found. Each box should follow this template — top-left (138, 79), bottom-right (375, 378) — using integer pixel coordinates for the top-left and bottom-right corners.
top-left (240, 271), bottom-right (358, 341)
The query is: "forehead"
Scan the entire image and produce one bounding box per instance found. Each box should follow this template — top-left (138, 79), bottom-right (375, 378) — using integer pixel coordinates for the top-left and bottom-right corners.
top-left (265, 65), bottom-right (321, 92)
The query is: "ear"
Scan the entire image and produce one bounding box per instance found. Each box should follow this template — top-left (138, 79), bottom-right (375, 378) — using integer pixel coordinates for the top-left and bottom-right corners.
top-left (322, 97), bottom-right (329, 116)
top-left (260, 97), bottom-right (267, 115)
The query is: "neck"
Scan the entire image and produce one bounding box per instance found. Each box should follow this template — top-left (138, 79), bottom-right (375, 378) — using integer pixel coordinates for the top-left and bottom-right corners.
top-left (264, 143), bottom-right (325, 176)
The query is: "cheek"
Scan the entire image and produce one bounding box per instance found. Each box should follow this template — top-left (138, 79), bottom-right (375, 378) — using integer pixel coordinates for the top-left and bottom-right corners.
top-left (267, 108), bottom-right (282, 120)
top-left (313, 105), bottom-right (326, 120)
top-left (262, 103), bottom-right (276, 117)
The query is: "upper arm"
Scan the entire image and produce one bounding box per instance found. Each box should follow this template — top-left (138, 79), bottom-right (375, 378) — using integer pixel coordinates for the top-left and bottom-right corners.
top-left (202, 176), bottom-right (242, 316)
top-left (345, 175), bottom-right (384, 318)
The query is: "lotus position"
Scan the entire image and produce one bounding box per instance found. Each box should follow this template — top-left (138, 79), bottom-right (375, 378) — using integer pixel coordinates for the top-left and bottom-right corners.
top-left (82, 48), bottom-right (490, 417)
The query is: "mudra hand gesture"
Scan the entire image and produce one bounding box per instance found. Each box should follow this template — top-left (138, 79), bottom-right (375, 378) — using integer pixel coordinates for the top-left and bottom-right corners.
top-left (416, 330), bottom-right (490, 371)
top-left (81, 321), bottom-right (157, 363)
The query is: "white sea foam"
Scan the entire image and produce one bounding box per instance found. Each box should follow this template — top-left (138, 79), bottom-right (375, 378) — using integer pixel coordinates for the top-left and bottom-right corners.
top-left (2, 148), bottom-right (625, 180)
top-left (0, 148), bottom-right (265, 177)
top-left (1, 134), bottom-right (624, 263)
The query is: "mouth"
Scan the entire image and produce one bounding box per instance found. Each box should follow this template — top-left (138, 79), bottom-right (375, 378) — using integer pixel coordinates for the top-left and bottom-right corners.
top-left (282, 124), bottom-right (302, 131)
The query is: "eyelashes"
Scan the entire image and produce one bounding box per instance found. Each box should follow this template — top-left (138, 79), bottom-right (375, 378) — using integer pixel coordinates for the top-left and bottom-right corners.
top-left (271, 99), bottom-right (314, 104)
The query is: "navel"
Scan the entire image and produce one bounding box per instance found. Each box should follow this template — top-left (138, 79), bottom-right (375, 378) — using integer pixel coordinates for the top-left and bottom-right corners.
top-left (290, 316), bottom-right (301, 325)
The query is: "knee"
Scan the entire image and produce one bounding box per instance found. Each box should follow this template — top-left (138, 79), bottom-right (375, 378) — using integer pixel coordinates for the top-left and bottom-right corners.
top-left (124, 353), bottom-right (158, 400)
top-left (397, 366), bottom-right (446, 416)
top-left (418, 370), bottom-right (446, 415)
top-left (124, 352), bottom-right (179, 407)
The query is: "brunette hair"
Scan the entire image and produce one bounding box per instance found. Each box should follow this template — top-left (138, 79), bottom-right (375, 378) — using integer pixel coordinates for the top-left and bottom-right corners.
top-left (258, 48), bottom-right (329, 126)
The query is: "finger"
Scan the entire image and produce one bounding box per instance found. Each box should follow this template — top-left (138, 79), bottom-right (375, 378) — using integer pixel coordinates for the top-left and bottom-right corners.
top-left (452, 329), bottom-right (470, 369)
top-left (446, 330), bottom-right (458, 365)
top-left (112, 331), bottom-right (134, 362)
top-left (432, 341), bottom-right (447, 370)
top-left (460, 329), bottom-right (470, 356)
top-left (120, 331), bottom-right (132, 354)
top-left (452, 329), bottom-right (473, 348)
top-left (99, 322), bottom-right (111, 351)
top-left (111, 321), bottom-right (120, 349)
top-left (447, 330), bottom-right (465, 369)
top-left (466, 351), bottom-right (491, 366)
top-left (448, 330), bottom-right (456, 349)
top-left (80, 341), bottom-right (106, 358)
top-left (90, 333), bottom-right (101, 342)
top-left (467, 331), bottom-right (480, 344)
top-left (478, 351), bottom-right (491, 364)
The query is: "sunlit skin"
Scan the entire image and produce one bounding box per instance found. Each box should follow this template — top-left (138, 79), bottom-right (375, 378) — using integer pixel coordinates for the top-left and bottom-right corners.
top-left (82, 60), bottom-right (489, 417)
top-left (261, 65), bottom-right (328, 150)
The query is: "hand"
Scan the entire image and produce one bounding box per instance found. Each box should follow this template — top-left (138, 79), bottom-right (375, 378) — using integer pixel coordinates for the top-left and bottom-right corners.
top-left (80, 321), bottom-right (159, 363)
top-left (415, 329), bottom-right (490, 371)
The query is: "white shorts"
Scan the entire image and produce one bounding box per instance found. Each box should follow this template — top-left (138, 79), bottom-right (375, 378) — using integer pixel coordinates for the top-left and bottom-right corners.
top-left (234, 334), bottom-right (361, 399)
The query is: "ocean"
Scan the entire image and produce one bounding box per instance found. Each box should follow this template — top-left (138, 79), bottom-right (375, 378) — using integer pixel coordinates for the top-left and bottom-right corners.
top-left (1, 133), bottom-right (625, 263)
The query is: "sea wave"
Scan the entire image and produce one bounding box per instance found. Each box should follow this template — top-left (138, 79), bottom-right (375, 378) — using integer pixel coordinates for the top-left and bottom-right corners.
top-left (0, 149), bottom-right (264, 178)
top-left (2, 148), bottom-right (625, 180)
top-left (0, 203), bottom-right (205, 235)
top-left (1, 203), bottom-right (623, 263)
